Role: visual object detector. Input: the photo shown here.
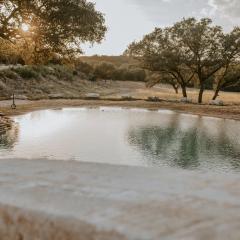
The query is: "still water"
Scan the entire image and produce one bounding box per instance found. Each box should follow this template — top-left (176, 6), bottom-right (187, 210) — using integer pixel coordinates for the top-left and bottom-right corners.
top-left (0, 107), bottom-right (239, 173)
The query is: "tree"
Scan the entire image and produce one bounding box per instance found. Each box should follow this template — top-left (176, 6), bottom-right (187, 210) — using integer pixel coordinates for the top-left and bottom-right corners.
top-left (214, 64), bottom-right (240, 93)
top-left (170, 18), bottom-right (240, 103)
top-left (126, 18), bottom-right (240, 103)
top-left (125, 27), bottom-right (194, 98)
top-left (146, 72), bottom-right (179, 94)
top-left (211, 28), bottom-right (240, 99)
top-left (0, 0), bottom-right (106, 64)
top-left (0, 37), bottom-right (23, 64)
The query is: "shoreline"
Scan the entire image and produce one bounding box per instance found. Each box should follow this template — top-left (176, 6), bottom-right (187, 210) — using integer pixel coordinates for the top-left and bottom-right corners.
top-left (0, 98), bottom-right (240, 121)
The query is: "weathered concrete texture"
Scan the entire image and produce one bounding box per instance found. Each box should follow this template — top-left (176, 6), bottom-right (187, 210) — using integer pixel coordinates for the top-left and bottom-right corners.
top-left (0, 159), bottom-right (239, 240)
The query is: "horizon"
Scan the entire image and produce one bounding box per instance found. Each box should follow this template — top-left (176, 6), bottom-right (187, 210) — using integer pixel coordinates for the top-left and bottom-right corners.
top-left (83, 0), bottom-right (240, 56)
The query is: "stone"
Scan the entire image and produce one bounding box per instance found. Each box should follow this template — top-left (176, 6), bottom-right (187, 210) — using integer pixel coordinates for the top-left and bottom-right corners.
top-left (48, 93), bottom-right (65, 99)
top-left (121, 94), bottom-right (133, 101)
top-left (180, 97), bottom-right (193, 103)
top-left (14, 95), bottom-right (28, 100)
top-left (0, 159), bottom-right (239, 240)
top-left (209, 99), bottom-right (224, 106)
top-left (85, 93), bottom-right (100, 99)
top-left (147, 96), bottom-right (162, 102)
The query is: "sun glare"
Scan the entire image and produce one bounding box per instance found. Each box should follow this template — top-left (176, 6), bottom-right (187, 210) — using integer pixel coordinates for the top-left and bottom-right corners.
top-left (21, 23), bottom-right (30, 32)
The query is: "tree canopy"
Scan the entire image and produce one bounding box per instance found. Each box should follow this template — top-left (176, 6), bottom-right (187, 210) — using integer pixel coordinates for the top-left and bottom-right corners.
top-left (126, 18), bottom-right (240, 103)
top-left (0, 0), bottom-right (107, 63)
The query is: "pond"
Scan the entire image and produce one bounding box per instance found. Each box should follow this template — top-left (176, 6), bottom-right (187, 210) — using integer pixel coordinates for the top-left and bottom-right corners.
top-left (0, 107), bottom-right (239, 173)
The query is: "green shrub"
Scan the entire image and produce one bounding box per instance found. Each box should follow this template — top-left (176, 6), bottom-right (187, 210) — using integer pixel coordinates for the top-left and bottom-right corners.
top-left (75, 61), bottom-right (94, 75)
top-left (94, 62), bottom-right (116, 79)
top-left (31, 65), bottom-right (54, 77)
top-left (13, 66), bottom-right (39, 79)
top-left (123, 68), bottom-right (146, 82)
top-left (51, 65), bottom-right (74, 81)
top-left (0, 69), bottom-right (18, 79)
top-left (88, 73), bottom-right (97, 81)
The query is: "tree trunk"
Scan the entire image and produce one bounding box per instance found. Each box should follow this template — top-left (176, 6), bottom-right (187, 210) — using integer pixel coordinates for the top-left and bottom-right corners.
top-left (198, 85), bottom-right (204, 104)
top-left (212, 89), bottom-right (220, 100)
top-left (175, 87), bottom-right (179, 94)
top-left (172, 84), bottom-right (179, 94)
top-left (212, 79), bottom-right (223, 100)
top-left (181, 84), bottom-right (187, 98)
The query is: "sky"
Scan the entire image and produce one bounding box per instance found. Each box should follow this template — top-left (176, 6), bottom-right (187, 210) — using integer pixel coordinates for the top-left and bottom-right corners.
top-left (83, 0), bottom-right (240, 56)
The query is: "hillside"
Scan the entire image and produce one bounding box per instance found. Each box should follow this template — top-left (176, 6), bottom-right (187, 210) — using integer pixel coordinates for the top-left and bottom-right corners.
top-left (79, 55), bottom-right (139, 67)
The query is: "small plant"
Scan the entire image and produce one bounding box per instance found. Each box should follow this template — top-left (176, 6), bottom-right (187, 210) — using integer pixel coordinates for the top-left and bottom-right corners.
top-left (88, 73), bottom-right (96, 82)
top-left (31, 65), bottom-right (53, 77)
top-left (0, 69), bottom-right (18, 79)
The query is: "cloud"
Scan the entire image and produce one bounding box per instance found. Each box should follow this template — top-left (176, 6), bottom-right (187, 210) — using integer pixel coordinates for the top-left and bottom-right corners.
top-left (128, 0), bottom-right (240, 29)
top-left (210, 0), bottom-right (240, 21)
top-left (128, 0), bottom-right (212, 25)
top-left (83, 0), bottom-right (240, 55)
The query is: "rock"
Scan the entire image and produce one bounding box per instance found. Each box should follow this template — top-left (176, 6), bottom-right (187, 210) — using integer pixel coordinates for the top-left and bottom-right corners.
top-left (85, 93), bottom-right (100, 100)
top-left (147, 96), bottom-right (162, 102)
top-left (48, 94), bottom-right (65, 99)
top-left (121, 94), bottom-right (133, 101)
top-left (14, 95), bottom-right (28, 100)
top-left (209, 99), bottom-right (224, 106)
top-left (0, 159), bottom-right (240, 240)
top-left (180, 97), bottom-right (193, 103)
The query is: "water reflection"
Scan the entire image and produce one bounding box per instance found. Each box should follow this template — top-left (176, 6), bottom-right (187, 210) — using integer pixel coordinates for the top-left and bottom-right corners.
top-left (0, 108), bottom-right (239, 173)
top-left (0, 124), bottom-right (19, 150)
top-left (128, 114), bottom-right (240, 172)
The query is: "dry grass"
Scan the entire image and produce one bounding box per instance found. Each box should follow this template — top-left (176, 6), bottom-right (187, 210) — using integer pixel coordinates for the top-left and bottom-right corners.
top-left (105, 81), bottom-right (240, 105)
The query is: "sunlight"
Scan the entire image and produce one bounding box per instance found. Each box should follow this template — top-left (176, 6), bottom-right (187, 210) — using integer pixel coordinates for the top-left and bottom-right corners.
top-left (21, 23), bottom-right (30, 32)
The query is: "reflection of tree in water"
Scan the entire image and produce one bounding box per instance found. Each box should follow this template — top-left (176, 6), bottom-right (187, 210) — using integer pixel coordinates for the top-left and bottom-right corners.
top-left (0, 123), bottom-right (19, 150)
top-left (128, 116), bottom-right (240, 170)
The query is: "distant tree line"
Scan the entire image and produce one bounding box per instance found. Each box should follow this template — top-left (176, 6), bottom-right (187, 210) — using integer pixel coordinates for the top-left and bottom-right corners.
top-left (75, 60), bottom-right (146, 82)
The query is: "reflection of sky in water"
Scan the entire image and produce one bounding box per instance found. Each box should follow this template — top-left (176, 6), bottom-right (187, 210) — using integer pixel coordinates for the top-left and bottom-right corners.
top-left (0, 108), bottom-right (239, 173)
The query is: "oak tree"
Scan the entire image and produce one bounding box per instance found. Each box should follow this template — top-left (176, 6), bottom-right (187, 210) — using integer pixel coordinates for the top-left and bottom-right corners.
top-left (0, 0), bottom-right (107, 64)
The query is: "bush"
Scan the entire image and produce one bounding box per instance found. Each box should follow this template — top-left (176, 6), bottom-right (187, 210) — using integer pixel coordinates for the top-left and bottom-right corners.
top-left (51, 65), bottom-right (74, 81)
top-left (0, 69), bottom-right (18, 79)
top-left (94, 62), bottom-right (116, 79)
top-left (75, 61), bottom-right (94, 75)
top-left (92, 62), bottom-right (146, 82)
top-left (31, 65), bottom-right (54, 77)
top-left (88, 73), bottom-right (97, 82)
top-left (111, 66), bottom-right (146, 82)
top-left (123, 68), bottom-right (146, 81)
top-left (13, 66), bottom-right (39, 79)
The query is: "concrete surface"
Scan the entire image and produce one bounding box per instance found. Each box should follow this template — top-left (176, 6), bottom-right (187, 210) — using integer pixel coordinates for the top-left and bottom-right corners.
top-left (0, 159), bottom-right (239, 240)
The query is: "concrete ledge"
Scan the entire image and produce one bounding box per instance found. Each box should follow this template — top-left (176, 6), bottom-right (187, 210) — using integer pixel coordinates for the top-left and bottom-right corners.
top-left (0, 159), bottom-right (240, 240)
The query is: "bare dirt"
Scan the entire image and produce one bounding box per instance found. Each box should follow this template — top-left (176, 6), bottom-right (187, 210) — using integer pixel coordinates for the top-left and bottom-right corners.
top-left (0, 80), bottom-right (239, 120)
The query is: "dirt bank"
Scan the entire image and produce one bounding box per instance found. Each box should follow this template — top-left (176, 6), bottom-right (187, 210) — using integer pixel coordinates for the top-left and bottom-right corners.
top-left (0, 99), bottom-right (239, 121)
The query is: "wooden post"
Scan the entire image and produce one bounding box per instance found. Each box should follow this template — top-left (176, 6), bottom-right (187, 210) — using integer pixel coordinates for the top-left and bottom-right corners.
top-left (11, 93), bottom-right (16, 109)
